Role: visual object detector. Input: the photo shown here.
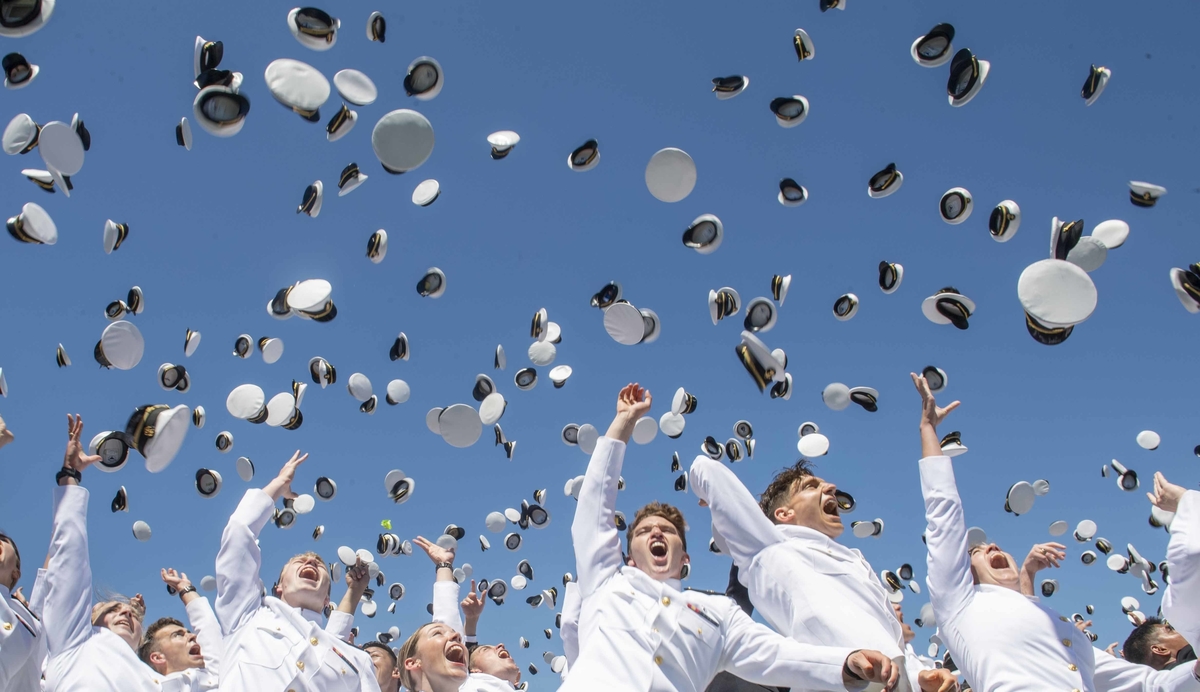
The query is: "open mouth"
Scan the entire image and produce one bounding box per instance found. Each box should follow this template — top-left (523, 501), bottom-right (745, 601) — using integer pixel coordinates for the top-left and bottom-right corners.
top-left (445, 642), bottom-right (467, 667)
top-left (822, 496), bottom-right (839, 516)
top-left (298, 564), bottom-right (320, 583)
top-left (189, 643), bottom-right (202, 657)
top-left (988, 551), bottom-right (1009, 570)
top-left (649, 539), bottom-right (668, 559)
top-left (497, 647), bottom-right (511, 660)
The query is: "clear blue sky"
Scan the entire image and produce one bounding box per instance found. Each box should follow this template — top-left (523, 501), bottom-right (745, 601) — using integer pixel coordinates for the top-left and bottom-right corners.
top-left (2, 0), bottom-right (1199, 669)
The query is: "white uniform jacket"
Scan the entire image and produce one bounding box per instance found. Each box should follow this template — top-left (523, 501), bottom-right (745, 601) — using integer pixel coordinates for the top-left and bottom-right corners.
top-left (429, 576), bottom-right (520, 692)
top-left (42, 485), bottom-right (165, 691)
top-left (920, 455), bottom-right (1200, 692)
top-left (1, 576), bottom-right (46, 692)
top-left (1164, 490), bottom-right (1200, 650)
top-left (561, 436), bottom-right (859, 692)
top-left (690, 456), bottom-right (925, 691)
top-left (215, 489), bottom-right (378, 692)
top-left (560, 579), bottom-right (581, 678)
top-left (159, 597), bottom-right (222, 691)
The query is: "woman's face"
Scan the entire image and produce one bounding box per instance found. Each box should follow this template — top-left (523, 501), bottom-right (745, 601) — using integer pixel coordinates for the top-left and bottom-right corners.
top-left (406, 623), bottom-right (469, 691)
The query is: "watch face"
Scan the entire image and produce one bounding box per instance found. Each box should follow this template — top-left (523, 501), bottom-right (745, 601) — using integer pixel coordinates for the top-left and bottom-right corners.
top-left (99, 437), bottom-right (128, 468)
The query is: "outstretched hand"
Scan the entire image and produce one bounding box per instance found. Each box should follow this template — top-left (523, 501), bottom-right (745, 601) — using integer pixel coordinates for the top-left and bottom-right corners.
top-left (1148, 472), bottom-right (1186, 514)
top-left (606, 383), bottom-right (652, 444)
top-left (0, 413), bottom-right (13, 450)
top-left (461, 579), bottom-right (486, 622)
top-left (264, 451), bottom-right (308, 501)
top-left (1021, 542), bottom-right (1066, 575)
top-left (910, 374), bottom-right (959, 431)
top-left (345, 558), bottom-right (370, 595)
top-left (917, 667), bottom-right (959, 692)
top-left (161, 568), bottom-right (193, 593)
top-left (62, 414), bottom-right (102, 478)
top-left (413, 536), bottom-right (455, 566)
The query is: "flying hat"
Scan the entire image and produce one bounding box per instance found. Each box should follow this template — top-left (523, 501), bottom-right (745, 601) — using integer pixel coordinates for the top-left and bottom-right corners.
top-left (1040, 579), bottom-right (1058, 598)
top-left (1081, 64), bottom-right (1111, 106)
top-left (347, 373), bottom-right (373, 402)
top-left (1170, 263), bottom-right (1200, 313)
top-left (38, 120), bottom-right (84, 179)
top-left (1005, 481), bottom-right (1035, 515)
top-left (338, 163), bottom-right (367, 196)
top-left (195, 469), bottom-right (222, 498)
top-left (778, 178), bottom-right (807, 207)
top-left (480, 392), bottom-right (506, 425)
top-left (568, 138), bottom-right (600, 171)
top-left (367, 11), bottom-right (385, 42)
top-left (3, 113), bottom-right (39, 155)
top-left (867, 163), bottom-right (902, 198)
top-left (309, 357), bottom-right (336, 387)
top-left (7, 202), bottom-right (56, 244)
top-left (473, 374), bottom-right (496, 402)
top-left (22, 168), bottom-right (57, 193)
top-left (660, 411), bottom-right (685, 438)
top-left (848, 386), bottom-right (879, 412)
top-left (103, 220), bottom-right (129, 254)
top-left (645, 147), bottom-right (697, 202)
top-left (947, 48), bottom-right (990, 107)
top-left (94, 321), bottom-right (144, 370)
top-left (334, 69), bottom-right (377, 106)
top-left (711, 75), bottom-right (749, 100)
top-left (505, 533), bottom-right (522, 551)
top-left (1074, 519), bottom-right (1097, 542)
top-left (439, 404), bottom-right (482, 448)
top-left (700, 436), bottom-right (723, 461)
top-left (325, 103), bottom-right (357, 142)
top-left (852, 520), bottom-right (884, 539)
top-left (287, 7), bottom-right (340, 50)
top-left (191, 406), bottom-right (206, 429)
top-left (1065, 236), bottom-right (1107, 273)
top-left (1049, 217), bottom-right (1084, 261)
top-left (157, 363), bottom-right (189, 392)
top-left (514, 367), bottom-right (537, 390)
top-left (367, 229), bottom-right (388, 263)
top-left (55, 344), bottom-right (69, 367)
top-left (833, 294), bottom-right (859, 321)
top-left (743, 297), bottom-right (777, 333)
top-left (1018, 259), bottom-right (1096, 328)
top-left (921, 287), bottom-right (975, 330)
top-left (258, 337), bottom-right (284, 364)
top-left (911, 23), bottom-right (955, 67)
top-left (939, 187), bottom-right (973, 225)
top-left (683, 214), bottom-right (723, 254)
top-left (3, 52), bottom-right (38, 89)
top-left (266, 392), bottom-right (302, 429)
top-left (487, 130), bottom-right (520, 159)
top-left (193, 84), bottom-right (250, 137)
top-left (0, 0), bottom-right (54, 38)
top-left (89, 431), bottom-right (130, 472)
top-left (1025, 311), bottom-right (1074, 346)
top-left (404, 56), bottom-right (444, 100)
top-left (416, 267), bottom-right (446, 298)
top-left (736, 331), bottom-right (786, 393)
top-left (823, 382), bottom-right (851, 411)
top-left (988, 200), bottom-right (1021, 242)
top-left (671, 387), bottom-right (698, 415)
top-left (125, 404), bottom-right (190, 472)
top-left (939, 431), bottom-right (967, 457)
top-left (548, 366), bottom-right (572, 389)
top-left (771, 274), bottom-right (791, 305)
top-left (797, 432), bottom-right (830, 458)
top-left (385, 379), bottom-right (411, 406)
top-left (793, 28), bottom-right (814, 60)
top-left (770, 96), bottom-right (809, 127)
top-left (708, 287), bottom-right (740, 324)
top-left (111, 486), bottom-right (128, 512)
top-left (603, 302), bottom-right (646, 345)
top-left (820, 0), bottom-right (844, 11)
top-left (412, 179), bottom-right (440, 207)
top-left (637, 308), bottom-right (661, 344)
top-left (922, 366), bottom-right (948, 392)
top-left (590, 281), bottom-right (622, 309)
top-left (631, 416), bottom-right (657, 445)
top-left (235, 456), bottom-right (254, 482)
top-left (1049, 520), bottom-right (1068, 537)
top-left (1090, 219), bottom-right (1129, 250)
top-left (132, 521), bottom-right (152, 542)
top-left (1110, 460), bottom-right (1139, 491)
top-left (577, 424), bottom-right (600, 454)
top-left (266, 58), bottom-right (329, 122)
top-left (194, 36), bottom-right (223, 79)
top-left (372, 109), bottom-right (435, 174)
top-left (878, 261), bottom-right (903, 294)
top-left (1129, 181), bottom-right (1166, 208)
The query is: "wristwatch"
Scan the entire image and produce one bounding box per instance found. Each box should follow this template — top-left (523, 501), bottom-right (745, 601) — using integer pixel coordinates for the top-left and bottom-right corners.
top-left (177, 586), bottom-right (197, 598)
top-left (56, 467), bottom-right (81, 484)
top-left (435, 562), bottom-right (453, 571)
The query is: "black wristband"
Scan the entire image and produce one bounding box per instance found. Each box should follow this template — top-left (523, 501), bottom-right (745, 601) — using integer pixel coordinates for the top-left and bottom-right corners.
top-left (843, 650), bottom-right (864, 681)
top-left (177, 586), bottom-right (197, 598)
top-left (56, 467), bottom-right (81, 485)
top-left (435, 562), bottom-right (453, 571)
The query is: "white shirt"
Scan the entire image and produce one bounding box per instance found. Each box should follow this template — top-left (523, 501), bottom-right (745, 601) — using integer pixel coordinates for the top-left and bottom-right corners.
top-left (690, 455), bottom-right (924, 691)
top-left (921, 455), bottom-right (1200, 692)
top-left (215, 489), bottom-right (379, 692)
top-left (561, 436), bottom-right (858, 692)
top-left (1163, 490), bottom-right (1200, 650)
top-left (158, 597), bottom-right (222, 692)
top-left (42, 485), bottom-right (165, 692)
top-left (0, 575), bottom-right (46, 692)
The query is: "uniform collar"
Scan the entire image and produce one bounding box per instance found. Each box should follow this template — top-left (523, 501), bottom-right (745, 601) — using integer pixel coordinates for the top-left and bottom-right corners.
top-left (300, 607), bottom-right (325, 625)
top-left (622, 565), bottom-right (682, 593)
top-left (777, 524), bottom-right (859, 560)
top-left (469, 672), bottom-right (517, 690)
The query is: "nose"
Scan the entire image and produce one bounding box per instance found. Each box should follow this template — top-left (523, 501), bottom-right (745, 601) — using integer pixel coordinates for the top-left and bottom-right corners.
top-left (823, 481), bottom-right (837, 495)
top-left (496, 644), bottom-right (506, 654)
top-left (188, 633), bottom-right (198, 644)
top-left (448, 631), bottom-right (463, 644)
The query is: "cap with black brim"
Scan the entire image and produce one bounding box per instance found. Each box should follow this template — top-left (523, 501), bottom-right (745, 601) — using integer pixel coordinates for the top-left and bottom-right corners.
top-left (947, 48), bottom-right (990, 107)
top-left (94, 321), bottom-right (144, 370)
top-left (125, 404), bottom-right (190, 472)
top-left (988, 201), bottom-right (1021, 242)
top-left (404, 57), bottom-right (444, 100)
top-left (287, 6), bottom-right (340, 51)
top-left (193, 86), bottom-right (250, 137)
top-left (911, 23), bottom-right (955, 67)
top-left (867, 163), bottom-right (902, 198)
top-left (372, 109), bottom-right (435, 174)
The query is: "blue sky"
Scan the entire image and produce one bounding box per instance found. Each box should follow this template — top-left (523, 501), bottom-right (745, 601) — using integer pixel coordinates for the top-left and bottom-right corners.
top-left (2, 0), bottom-right (1198, 669)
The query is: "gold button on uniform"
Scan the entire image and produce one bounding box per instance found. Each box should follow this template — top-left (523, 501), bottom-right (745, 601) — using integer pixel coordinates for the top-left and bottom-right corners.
top-left (661, 597), bottom-right (671, 606)
top-left (1061, 638), bottom-right (1072, 647)
top-left (2, 623), bottom-right (11, 631)
top-left (1059, 616), bottom-right (1069, 622)
top-left (1068, 664), bottom-right (1078, 671)
top-left (654, 656), bottom-right (664, 666)
top-left (311, 637), bottom-right (319, 645)
top-left (297, 661), bottom-right (305, 671)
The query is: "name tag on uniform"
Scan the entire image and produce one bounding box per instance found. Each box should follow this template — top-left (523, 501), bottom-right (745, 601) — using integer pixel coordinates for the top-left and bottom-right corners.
top-left (686, 602), bottom-right (720, 627)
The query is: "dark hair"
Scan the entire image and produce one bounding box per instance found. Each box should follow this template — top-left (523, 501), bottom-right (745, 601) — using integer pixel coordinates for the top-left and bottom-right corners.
top-left (362, 640), bottom-right (398, 665)
top-left (137, 617), bottom-right (185, 665)
top-left (0, 532), bottom-right (19, 589)
top-left (1124, 617), bottom-right (1168, 665)
top-left (626, 502), bottom-right (687, 552)
top-left (758, 460), bottom-right (815, 523)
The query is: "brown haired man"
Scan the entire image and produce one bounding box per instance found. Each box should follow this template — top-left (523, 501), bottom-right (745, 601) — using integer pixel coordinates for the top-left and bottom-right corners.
top-left (560, 383), bottom-right (900, 692)
top-left (136, 568), bottom-right (221, 690)
top-left (690, 435), bottom-right (958, 691)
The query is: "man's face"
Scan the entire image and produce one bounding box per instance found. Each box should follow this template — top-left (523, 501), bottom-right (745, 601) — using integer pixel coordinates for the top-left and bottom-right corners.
top-left (779, 475), bottom-right (844, 538)
top-left (153, 624), bottom-right (204, 674)
top-left (0, 536), bottom-right (20, 591)
top-left (627, 515), bottom-right (688, 581)
top-left (1154, 624), bottom-right (1190, 665)
top-left (471, 643), bottom-right (520, 684)
top-left (407, 624), bottom-right (469, 687)
top-left (366, 646), bottom-right (400, 691)
top-left (968, 543), bottom-right (1020, 589)
top-left (101, 603), bottom-right (143, 649)
top-left (276, 554), bottom-right (331, 611)
top-left (892, 603), bottom-right (915, 643)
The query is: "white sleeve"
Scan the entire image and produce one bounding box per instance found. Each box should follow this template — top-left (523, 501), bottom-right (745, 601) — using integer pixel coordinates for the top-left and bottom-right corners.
top-left (431, 580), bottom-right (463, 636)
top-left (1164, 491), bottom-right (1200, 649)
top-left (688, 455), bottom-right (784, 572)
top-left (43, 485), bottom-right (93, 657)
top-left (1093, 647), bottom-right (1200, 692)
top-left (184, 597), bottom-right (223, 676)
top-left (919, 456), bottom-right (975, 628)
top-left (721, 604), bottom-right (855, 690)
top-left (215, 489), bottom-right (274, 637)
top-left (325, 610), bottom-right (355, 642)
top-left (571, 437), bottom-right (627, 598)
top-left (27, 568), bottom-right (48, 619)
top-left (560, 581), bottom-right (581, 666)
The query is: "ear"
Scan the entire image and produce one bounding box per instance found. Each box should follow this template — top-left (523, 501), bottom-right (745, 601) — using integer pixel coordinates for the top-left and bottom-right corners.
top-left (773, 506), bottom-right (792, 523)
top-left (272, 582), bottom-right (283, 597)
top-left (404, 657), bottom-right (422, 674)
top-left (149, 651), bottom-right (167, 666)
top-left (1151, 644), bottom-right (1172, 656)
top-left (625, 555), bottom-right (636, 568)
top-left (390, 667), bottom-right (402, 680)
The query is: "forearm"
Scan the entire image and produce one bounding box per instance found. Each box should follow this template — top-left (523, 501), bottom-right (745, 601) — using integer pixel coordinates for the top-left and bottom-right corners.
top-left (920, 456), bottom-right (974, 619)
top-left (45, 485), bottom-right (93, 655)
top-left (689, 455), bottom-right (781, 568)
top-left (215, 489), bottom-right (273, 635)
top-left (571, 436), bottom-right (626, 595)
top-left (336, 587), bottom-right (364, 615)
top-left (464, 616), bottom-right (478, 637)
top-left (605, 412), bottom-right (637, 444)
top-left (1018, 568), bottom-right (1036, 597)
top-left (920, 423), bottom-right (942, 460)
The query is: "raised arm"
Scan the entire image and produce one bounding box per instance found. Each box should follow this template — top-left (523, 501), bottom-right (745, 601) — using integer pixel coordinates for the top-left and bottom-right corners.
top-left (44, 414), bottom-right (103, 657)
top-left (161, 568), bottom-right (223, 674)
top-left (1093, 646), bottom-right (1200, 692)
top-left (27, 566), bottom-right (48, 618)
top-left (572, 383), bottom-right (651, 597)
top-left (560, 580), bottom-right (581, 666)
top-left (689, 455), bottom-right (784, 571)
top-left (460, 580), bottom-right (485, 649)
top-left (912, 374), bottom-right (974, 625)
top-left (415, 535), bottom-right (464, 636)
top-left (722, 603), bottom-right (896, 691)
top-left (1152, 474), bottom-right (1200, 650)
top-left (216, 451), bottom-right (308, 636)
top-left (323, 558), bottom-right (369, 642)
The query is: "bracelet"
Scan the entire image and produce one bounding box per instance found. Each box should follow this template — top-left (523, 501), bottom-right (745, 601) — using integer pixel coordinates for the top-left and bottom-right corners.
top-left (435, 562), bottom-right (453, 571)
top-left (177, 586), bottom-right (197, 598)
top-left (55, 467), bottom-right (81, 484)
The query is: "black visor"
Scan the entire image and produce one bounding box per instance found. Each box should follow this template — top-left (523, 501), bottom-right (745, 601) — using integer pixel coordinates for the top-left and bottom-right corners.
top-left (591, 282), bottom-right (620, 308)
top-left (294, 7), bottom-right (335, 39)
top-left (570, 140), bottom-right (598, 167)
top-left (770, 97), bottom-right (805, 120)
top-left (940, 191), bottom-right (966, 219)
top-left (947, 49), bottom-right (978, 99)
top-left (780, 178), bottom-right (805, 201)
top-left (869, 164), bottom-right (897, 191)
top-left (935, 298), bottom-right (970, 330)
top-left (199, 90), bottom-right (250, 124)
top-left (404, 62), bottom-right (440, 95)
top-left (744, 301), bottom-right (774, 331)
top-left (417, 273), bottom-right (443, 296)
top-left (988, 205), bottom-right (1011, 236)
top-left (0, 0), bottom-right (40, 29)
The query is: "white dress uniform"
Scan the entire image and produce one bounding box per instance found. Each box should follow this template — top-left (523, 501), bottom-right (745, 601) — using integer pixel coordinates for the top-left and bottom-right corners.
top-left (1, 574), bottom-right (46, 691)
top-left (429, 575), bottom-right (519, 692)
top-left (561, 437), bottom-right (859, 692)
top-left (214, 489), bottom-right (379, 692)
top-left (921, 455), bottom-right (1200, 692)
top-left (560, 580), bottom-right (581, 679)
top-left (690, 455), bottom-right (926, 692)
top-left (1163, 490), bottom-right (1200, 650)
top-left (41, 485), bottom-right (165, 691)
top-left (159, 597), bottom-right (222, 692)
